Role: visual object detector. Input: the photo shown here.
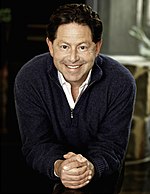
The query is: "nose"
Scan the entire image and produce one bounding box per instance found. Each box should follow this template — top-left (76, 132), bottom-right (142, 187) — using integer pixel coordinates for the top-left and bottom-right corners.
top-left (68, 48), bottom-right (79, 63)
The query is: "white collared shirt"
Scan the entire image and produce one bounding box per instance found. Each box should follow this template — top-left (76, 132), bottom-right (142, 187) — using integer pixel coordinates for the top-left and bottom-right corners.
top-left (58, 70), bottom-right (92, 109)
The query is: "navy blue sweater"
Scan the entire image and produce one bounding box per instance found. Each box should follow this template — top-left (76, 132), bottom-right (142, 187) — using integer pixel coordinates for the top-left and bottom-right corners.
top-left (14, 52), bottom-right (136, 189)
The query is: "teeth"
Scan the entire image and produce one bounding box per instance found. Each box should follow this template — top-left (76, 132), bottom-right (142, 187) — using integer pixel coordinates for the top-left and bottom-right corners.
top-left (67, 65), bottom-right (80, 69)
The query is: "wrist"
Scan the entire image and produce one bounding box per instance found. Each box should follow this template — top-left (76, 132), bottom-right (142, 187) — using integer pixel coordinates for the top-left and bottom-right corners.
top-left (54, 159), bottom-right (63, 177)
top-left (88, 161), bottom-right (95, 177)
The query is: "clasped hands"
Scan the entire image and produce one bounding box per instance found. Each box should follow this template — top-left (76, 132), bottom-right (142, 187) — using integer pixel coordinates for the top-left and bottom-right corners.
top-left (54, 152), bottom-right (95, 189)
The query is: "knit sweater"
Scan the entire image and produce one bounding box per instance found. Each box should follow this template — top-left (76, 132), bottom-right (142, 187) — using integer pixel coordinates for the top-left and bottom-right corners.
top-left (14, 52), bottom-right (136, 191)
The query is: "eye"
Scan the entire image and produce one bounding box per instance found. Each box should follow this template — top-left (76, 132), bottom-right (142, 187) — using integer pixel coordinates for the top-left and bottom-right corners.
top-left (78, 45), bottom-right (88, 52)
top-left (60, 44), bottom-right (69, 50)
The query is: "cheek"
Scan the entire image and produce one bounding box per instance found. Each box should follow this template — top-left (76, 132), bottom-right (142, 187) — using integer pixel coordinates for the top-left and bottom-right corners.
top-left (87, 54), bottom-right (97, 66)
top-left (88, 46), bottom-right (97, 55)
top-left (53, 48), bottom-right (64, 58)
top-left (53, 52), bottom-right (64, 63)
top-left (52, 52), bottom-right (65, 67)
top-left (86, 50), bottom-right (97, 62)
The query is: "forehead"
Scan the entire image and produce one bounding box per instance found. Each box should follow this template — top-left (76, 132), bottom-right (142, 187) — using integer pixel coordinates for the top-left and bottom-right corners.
top-left (56, 23), bottom-right (92, 42)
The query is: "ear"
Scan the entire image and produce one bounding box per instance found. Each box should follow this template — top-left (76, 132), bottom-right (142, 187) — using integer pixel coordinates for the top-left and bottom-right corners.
top-left (46, 37), bottom-right (54, 57)
top-left (95, 40), bottom-right (102, 56)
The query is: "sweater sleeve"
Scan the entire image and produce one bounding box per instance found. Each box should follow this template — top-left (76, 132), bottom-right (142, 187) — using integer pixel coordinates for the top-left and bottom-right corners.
top-left (85, 73), bottom-right (136, 179)
top-left (14, 68), bottom-right (67, 180)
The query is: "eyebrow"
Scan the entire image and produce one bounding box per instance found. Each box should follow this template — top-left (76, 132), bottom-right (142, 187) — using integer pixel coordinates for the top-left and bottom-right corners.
top-left (58, 41), bottom-right (91, 46)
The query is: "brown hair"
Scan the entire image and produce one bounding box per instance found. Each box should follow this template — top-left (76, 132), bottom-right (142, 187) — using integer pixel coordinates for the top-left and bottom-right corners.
top-left (46, 3), bottom-right (103, 43)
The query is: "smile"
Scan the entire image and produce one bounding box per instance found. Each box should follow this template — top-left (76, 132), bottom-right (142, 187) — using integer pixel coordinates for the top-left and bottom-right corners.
top-left (66, 65), bottom-right (80, 69)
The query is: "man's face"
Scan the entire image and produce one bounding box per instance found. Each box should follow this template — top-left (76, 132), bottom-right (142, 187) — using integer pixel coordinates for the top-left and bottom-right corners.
top-left (47, 23), bottom-right (102, 86)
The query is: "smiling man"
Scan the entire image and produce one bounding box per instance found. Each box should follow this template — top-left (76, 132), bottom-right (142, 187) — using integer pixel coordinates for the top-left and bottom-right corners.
top-left (46, 22), bottom-right (101, 102)
top-left (14, 3), bottom-right (136, 194)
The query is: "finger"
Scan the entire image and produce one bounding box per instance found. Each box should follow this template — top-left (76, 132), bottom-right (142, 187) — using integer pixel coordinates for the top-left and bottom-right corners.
top-left (76, 154), bottom-right (87, 163)
top-left (62, 173), bottom-right (91, 189)
top-left (63, 152), bottom-right (76, 159)
top-left (62, 154), bottom-right (87, 170)
top-left (64, 180), bottom-right (90, 189)
top-left (65, 165), bottom-right (87, 176)
top-left (63, 159), bottom-right (87, 171)
top-left (86, 161), bottom-right (95, 177)
top-left (61, 166), bottom-right (92, 182)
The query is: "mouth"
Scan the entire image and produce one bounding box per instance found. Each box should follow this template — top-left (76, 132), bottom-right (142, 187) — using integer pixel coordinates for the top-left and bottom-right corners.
top-left (66, 65), bottom-right (80, 69)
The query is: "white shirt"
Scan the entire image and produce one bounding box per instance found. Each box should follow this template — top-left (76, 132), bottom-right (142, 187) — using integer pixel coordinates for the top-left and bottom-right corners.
top-left (58, 70), bottom-right (92, 109)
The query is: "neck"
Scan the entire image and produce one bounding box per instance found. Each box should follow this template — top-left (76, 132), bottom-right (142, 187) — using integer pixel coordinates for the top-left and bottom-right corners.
top-left (71, 85), bottom-right (79, 102)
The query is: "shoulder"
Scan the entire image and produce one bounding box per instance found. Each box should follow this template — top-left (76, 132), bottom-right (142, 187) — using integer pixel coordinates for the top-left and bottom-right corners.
top-left (95, 54), bottom-right (136, 97)
top-left (15, 52), bottom-right (52, 82)
top-left (97, 54), bottom-right (135, 83)
top-left (19, 52), bottom-right (52, 72)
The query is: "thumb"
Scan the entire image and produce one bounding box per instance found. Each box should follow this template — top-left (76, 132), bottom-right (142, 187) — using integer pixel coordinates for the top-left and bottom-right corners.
top-left (63, 152), bottom-right (76, 159)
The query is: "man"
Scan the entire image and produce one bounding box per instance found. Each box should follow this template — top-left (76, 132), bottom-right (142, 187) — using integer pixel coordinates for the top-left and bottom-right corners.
top-left (14, 3), bottom-right (136, 193)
